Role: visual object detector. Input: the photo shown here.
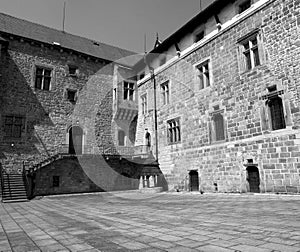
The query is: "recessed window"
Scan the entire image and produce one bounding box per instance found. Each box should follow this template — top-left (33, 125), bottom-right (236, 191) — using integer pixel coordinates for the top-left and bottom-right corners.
top-left (268, 96), bottom-right (286, 131)
top-left (196, 60), bottom-right (210, 90)
top-left (67, 89), bottom-right (77, 103)
top-left (141, 94), bottom-right (147, 115)
top-left (123, 81), bottom-right (135, 101)
top-left (35, 67), bottom-right (51, 90)
top-left (53, 176), bottom-right (60, 187)
top-left (139, 72), bottom-right (145, 80)
top-left (161, 81), bottom-right (170, 105)
top-left (213, 113), bottom-right (225, 141)
top-left (195, 30), bottom-right (205, 43)
top-left (4, 115), bottom-right (24, 138)
top-left (118, 130), bottom-right (126, 146)
top-left (239, 0), bottom-right (251, 14)
top-left (242, 36), bottom-right (260, 70)
top-left (68, 65), bottom-right (78, 76)
top-left (167, 118), bottom-right (181, 144)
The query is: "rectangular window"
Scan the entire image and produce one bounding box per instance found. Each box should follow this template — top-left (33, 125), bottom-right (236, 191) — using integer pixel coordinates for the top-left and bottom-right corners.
top-left (4, 115), bottom-right (23, 138)
top-left (53, 176), bottom-right (60, 187)
top-left (141, 94), bottom-right (147, 115)
top-left (139, 72), bottom-right (145, 80)
top-left (124, 81), bottom-right (135, 101)
top-left (242, 36), bottom-right (260, 71)
top-left (67, 90), bottom-right (77, 103)
top-left (167, 118), bottom-right (181, 144)
top-left (161, 81), bottom-right (170, 105)
top-left (35, 67), bottom-right (51, 90)
top-left (239, 0), bottom-right (251, 13)
top-left (118, 130), bottom-right (125, 146)
top-left (197, 60), bottom-right (210, 90)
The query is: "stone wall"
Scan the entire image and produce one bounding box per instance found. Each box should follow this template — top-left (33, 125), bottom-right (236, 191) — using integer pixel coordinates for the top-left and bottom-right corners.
top-left (136, 0), bottom-right (300, 193)
top-left (0, 36), bottom-right (119, 172)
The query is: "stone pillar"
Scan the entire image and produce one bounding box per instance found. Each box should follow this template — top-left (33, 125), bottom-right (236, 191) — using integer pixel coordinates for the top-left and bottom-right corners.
top-left (146, 175), bottom-right (150, 188)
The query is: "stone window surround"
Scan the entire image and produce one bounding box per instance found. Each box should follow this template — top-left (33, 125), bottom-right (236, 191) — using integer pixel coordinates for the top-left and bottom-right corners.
top-left (160, 80), bottom-right (170, 106)
top-left (237, 28), bottom-right (266, 74)
top-left (123, 81), bottom-right (135, 101)
top-left (167, 117), bottom-right (181, 145)
top-left (67, 64), bottom-right (78, 77)
top-left (194, 57), bottom-right (213, 92)
top-left (260, 84), bottom-right (292, 132)
top-left (208, 102), bottom-right (227, 144)
top-left (141, 93), bottom-right (147, 115)
top-left (31, 62), bottom-right (55, 91)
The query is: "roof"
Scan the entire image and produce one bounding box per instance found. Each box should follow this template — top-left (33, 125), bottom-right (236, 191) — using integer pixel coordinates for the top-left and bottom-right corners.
top-left (0, 12), bottom-right (138, 66)
top-left (134, 0), bottom-right (225, 70)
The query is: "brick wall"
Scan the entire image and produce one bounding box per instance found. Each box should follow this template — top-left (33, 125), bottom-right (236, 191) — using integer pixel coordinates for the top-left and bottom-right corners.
top-left (136, 0), bottom-right (300, 193)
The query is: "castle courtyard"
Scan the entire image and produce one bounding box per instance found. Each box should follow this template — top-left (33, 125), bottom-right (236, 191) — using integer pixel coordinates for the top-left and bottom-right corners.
top-left (0, 192), bottom-right (299, 252)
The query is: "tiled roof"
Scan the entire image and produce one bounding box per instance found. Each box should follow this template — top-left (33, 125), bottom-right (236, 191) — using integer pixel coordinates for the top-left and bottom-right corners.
top-left (0, 12), bottom-right (139, 66)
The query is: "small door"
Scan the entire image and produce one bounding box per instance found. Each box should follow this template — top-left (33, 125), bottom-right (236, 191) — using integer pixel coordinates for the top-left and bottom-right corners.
top-left (247, 166), bottom-right (260, 193)
top-left (189, 170), bottom-right (199, 191)
top-left (69, 126), bottom-right (83, 155)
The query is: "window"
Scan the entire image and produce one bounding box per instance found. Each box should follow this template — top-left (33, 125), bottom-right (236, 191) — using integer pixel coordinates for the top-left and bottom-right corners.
top-left (268, 96), bottom-right (286, 130)
top-left (195, 30), bottom-right (205, 42)
top-left (53, 176), bottom-right (60, 187)
top-left (242, 36), bottom-right (260, 70)
top-left (197, 60), bottom-right (210, 90)
top-left (118, 130), bottom-right (125, 146)
top-left (139, 72), bottom-right (145, 80)
top-left (141, 94), bottom-right (147, 115)
top-left (239, 0), bottom-right (251, 13)
top-left (167, 118), bottom-right (181, 144)
top-left (67, 89), bottom-right (77, 103)
top-left (4, 115), bottom-right (23, 138)
top-left (123, 81), bottom-right (135, 101)
top-left (68, 65), bottom-right (78, 76)
top-left (213, 113), bottom-right (225, 141)
top-left (35, 67), bottom-right (51, 90)
top-left (161, 81), bottom-right (170, 105)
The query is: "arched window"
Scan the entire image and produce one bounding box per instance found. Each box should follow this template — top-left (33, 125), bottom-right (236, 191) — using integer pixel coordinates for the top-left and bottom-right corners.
top-left (118, 130), bottom-right (125, 146)
top-left (268, 96), bottom-right (286, 130)
top-left (213, 113), bottom-right (225, 141)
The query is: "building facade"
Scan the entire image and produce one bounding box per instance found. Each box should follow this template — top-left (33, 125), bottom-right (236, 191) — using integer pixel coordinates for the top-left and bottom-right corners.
top-left (135, 0), bottom-right (300, 193)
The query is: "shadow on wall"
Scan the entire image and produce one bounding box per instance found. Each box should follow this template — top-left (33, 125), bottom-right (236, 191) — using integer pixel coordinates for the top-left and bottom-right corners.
top-left (0, 51), bottom-right (54, 170)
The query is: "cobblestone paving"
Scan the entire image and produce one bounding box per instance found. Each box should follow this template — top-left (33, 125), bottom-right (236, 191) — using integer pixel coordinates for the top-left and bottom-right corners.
top-left (0, 192), bottom-right (300, 252)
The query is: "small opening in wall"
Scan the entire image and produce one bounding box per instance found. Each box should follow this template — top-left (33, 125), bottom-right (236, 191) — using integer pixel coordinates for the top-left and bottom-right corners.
top-left (213, 182), bottom-right (218, 192)
top-left (267, 85), bottom-right (277, 92)
top-left (53, 176), bottom-right (60, 187)
top-left (247, 158), bottom-right (253, 164)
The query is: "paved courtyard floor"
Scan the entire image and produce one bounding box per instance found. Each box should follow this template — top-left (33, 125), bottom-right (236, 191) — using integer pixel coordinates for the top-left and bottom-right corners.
top-left (0, 192), bottom-right (299, 252)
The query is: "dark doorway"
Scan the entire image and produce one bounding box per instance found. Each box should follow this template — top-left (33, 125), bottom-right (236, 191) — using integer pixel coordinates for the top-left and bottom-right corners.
top-left (247, 166), bottom-right (260, 193)
top-left (189, 170), bottom-right (199, 191)
top-left (69, 126), bottom-right (83, 154)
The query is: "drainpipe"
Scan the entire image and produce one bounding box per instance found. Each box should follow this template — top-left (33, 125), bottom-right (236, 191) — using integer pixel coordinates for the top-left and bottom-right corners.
top-left (150, 68), bottom-right (159, 163)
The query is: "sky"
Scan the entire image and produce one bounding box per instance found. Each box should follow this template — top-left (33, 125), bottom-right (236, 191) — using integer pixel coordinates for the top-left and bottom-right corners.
top-left (0, 0), bottom-right (214, 53)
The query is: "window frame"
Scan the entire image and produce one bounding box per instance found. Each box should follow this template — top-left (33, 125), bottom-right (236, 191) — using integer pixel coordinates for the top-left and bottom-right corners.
top-left (118, 130), bottom-right (126, 146)
top-left (68, 65), bottom-right (78, 76)
top-left (160, 80), bottom-right (170, 106)
top-left (195, 59), bottom-right (212, 91)
top-left (123, 81), bottom-right (135, 101)
top-left (141, 93), bottom-right (147, 115)
top-left (66, 89), bottom-right (77, 103)
top-left (3, 115), bottom-right (25, 139)
top-left (167, 118), bottom-right (181, 144)
top-left (237, 29), bottom-right (265, 73)
top-left (34, 66), bottom-right (52, 90)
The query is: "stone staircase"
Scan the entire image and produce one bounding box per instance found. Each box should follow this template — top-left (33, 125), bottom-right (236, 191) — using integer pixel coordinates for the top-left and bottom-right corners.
top-left (1, 173), bottom-right (28, 203)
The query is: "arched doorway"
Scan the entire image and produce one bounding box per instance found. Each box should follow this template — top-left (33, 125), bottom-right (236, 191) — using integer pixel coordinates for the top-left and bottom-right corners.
top-left (189, 170), bottom-right (199, 191)
top-left (69, 126), bottom-right (83, 155)
top-left (247, 166), bottom-right (260, 193)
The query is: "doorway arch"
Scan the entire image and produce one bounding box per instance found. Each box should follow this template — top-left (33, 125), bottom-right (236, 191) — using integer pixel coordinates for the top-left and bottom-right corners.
top-left (68, 126), bottom-right (83, 155)
top-left (247, 166), bottom-right (260, 193)
top-left (189, 170), bottom-right (199, 191)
